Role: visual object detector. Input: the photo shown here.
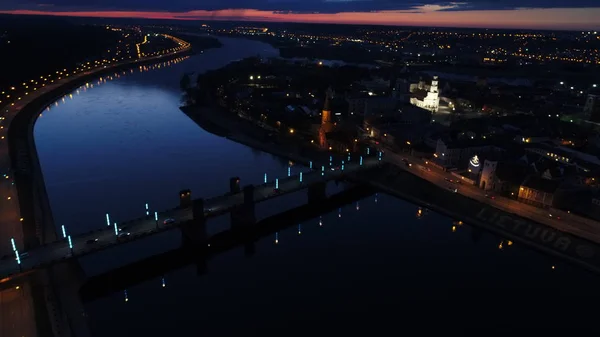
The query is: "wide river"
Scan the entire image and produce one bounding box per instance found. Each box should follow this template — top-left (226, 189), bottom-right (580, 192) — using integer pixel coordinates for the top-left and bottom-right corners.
top-left (34, 37), bottom-right (600, 334)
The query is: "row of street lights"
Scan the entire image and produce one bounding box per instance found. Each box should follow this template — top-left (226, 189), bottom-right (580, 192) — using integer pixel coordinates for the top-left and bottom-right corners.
top-left (5, 150), bottom-right (384, 274)
top-left (0, 31), bottom-right (190, 112)
top-left (6, 202), bottom-right (164, 273)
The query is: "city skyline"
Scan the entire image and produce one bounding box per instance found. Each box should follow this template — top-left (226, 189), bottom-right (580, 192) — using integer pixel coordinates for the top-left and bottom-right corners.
top-left (1, 0), bottom-right (600, 30)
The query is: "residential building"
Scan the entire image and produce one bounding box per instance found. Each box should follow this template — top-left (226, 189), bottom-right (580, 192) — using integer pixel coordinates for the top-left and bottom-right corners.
top-left (518, 176), bottom-right (560, 208)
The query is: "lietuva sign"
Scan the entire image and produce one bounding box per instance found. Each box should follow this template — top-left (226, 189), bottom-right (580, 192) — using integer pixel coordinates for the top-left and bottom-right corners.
top-left (476, 207), bottom-right (599, 269)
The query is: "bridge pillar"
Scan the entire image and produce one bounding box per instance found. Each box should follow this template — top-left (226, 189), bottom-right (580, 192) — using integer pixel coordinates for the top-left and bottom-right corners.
top-left (45, 260), bottom-right (93, 337)
top-left (308, 181), bottom-right (327, 204)
top-left (230, 177), bottom-right (241, 194)
top-left (231, 184), bottom-right (256, 229)
top-left (181, 198), bottom-right (207, 247)
top-left (179, 189), bottom-right (192, 208)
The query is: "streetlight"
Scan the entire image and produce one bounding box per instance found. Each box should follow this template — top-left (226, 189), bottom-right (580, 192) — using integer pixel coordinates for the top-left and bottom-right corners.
top-left (299, 172), bottom-right (303, 183)
top-left (105, 213), bottom-right (111, 226)
top-left (67, 235), bottom-right (73, 254)
top-left (114, 222), bottom-right (119, 236)
top-left (288, 166), bottom-right (291, 177)
top-left (13, 248), bottom-right (21, 272)
top-left (145, 203), bottom-right (149, 216)
top-left (275, 178), bottom-right (279, 189)
top-left (360, 156), bottom-right (363, 166)
top-left (154, 211), bottom-right (159, 229)
top-left (264, 173), bottom-right (267, 184)
top-left (61, 225), bottom-right (67, 239)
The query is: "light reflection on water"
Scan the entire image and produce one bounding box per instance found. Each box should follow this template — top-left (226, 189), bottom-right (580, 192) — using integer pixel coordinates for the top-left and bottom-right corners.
top-left (31, 37), bottom-right (600, 334)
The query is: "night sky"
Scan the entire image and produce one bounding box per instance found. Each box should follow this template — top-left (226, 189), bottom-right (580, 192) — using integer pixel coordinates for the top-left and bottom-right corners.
top-left (1, 0), bottom-right (599, 30)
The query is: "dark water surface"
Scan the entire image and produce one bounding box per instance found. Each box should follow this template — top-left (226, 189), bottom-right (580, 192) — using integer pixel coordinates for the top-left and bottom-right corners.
top-left (33, 37), bottom-right (600, 334)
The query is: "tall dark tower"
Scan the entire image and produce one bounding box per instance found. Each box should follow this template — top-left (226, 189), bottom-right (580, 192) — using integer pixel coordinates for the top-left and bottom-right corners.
top-left (319, 87), bottom-right (335, 148)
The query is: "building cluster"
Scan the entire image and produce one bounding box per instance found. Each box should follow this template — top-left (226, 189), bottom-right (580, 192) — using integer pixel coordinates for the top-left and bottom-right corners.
top-left (390, 114), bottom-right (600, 221)
top-left (205, 52), bottom-right (600, 223)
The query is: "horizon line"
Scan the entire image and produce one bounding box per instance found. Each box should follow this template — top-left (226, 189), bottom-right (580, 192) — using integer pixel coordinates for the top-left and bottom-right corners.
top-left (1, 8), bottom-right (600, 31)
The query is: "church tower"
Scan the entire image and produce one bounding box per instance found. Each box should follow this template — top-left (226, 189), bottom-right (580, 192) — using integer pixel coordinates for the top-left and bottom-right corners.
top-left (319, 87), bottom-right (335, 148)
top-left (430, 76), bottom-right (439, 94)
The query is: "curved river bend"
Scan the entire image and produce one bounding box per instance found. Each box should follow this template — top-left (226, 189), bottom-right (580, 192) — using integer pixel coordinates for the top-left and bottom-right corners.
top-left (34, 37), bottom-right (600, 334)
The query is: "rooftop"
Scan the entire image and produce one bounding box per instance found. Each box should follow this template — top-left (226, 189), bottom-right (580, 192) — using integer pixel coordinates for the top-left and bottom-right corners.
top-left (521, 175), bottom-right (560, 193)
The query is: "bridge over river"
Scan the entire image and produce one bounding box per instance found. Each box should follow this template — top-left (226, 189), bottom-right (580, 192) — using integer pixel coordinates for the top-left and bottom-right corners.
top-left (0, 156), bottom-right (382, 280)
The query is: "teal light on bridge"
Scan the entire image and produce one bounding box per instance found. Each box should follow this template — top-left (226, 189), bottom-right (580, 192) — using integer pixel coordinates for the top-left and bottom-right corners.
top-left (154, 212), bottom-right (158, 221)
top-left (360, 156), bottom-right (363, 166)
top-left (14, 249), bottom-right (21, 266)
top-left (145, 203), bottom-right (149, 216)
top-left (321, 166), bottom-right (325, 176)
top-left (275, 178), bottom-right (279, 189)
top-left (61, 225), bottom-right (67, 238)
top-left (114, 222), bottom-right (119, 236)
top-left (105, 213), bottom-right (110, 226)
top-left (288, 166), bottom-right (291, 177)
top-left (347, 154), bottom-right (351, 162)
top-left (367, 147), bottom-right (370, 155)
top-left (341, 160), bottom-right (345, 171)
top-left (329, 156), bottom-right (333, 162)
top-left (309, 161), bottom-right (313, 169)
top-left (299, 172), bottom-right (303, 183)
top-left (10, 238), bottom-right (16, 251)
top-left (378, 151), bottom-right (382, 161)
top-left (67, 235), bottom-right (73, 249)
top-left (264, 173), bottom-right (267, 184)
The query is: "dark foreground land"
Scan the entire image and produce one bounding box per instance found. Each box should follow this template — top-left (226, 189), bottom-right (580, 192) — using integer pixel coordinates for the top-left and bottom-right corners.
top-left (0, 15), bottom-right (122, 90)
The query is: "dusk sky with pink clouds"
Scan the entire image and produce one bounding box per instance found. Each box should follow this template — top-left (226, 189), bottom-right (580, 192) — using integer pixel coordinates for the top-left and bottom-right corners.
top-left (1, 0), bottom-right (599, 30)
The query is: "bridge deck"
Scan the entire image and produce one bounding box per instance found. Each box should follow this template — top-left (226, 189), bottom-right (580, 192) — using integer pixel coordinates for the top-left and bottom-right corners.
top-left (0, 157), bottom-right (380, 279)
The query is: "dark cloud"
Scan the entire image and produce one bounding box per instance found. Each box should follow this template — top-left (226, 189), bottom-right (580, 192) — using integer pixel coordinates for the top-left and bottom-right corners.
top-left (4, 0), bottom-right (600, 13)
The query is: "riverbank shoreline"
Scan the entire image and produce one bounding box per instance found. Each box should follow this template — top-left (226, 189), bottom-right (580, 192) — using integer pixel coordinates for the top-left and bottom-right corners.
top-left (352, 166), bottom-right (600, 274)
top-left (180, 105), bottom-right (344, 167)
top-left (4, 41), bottom-right (202, 337)
top-left (182, 103), bottom-right (600, 274)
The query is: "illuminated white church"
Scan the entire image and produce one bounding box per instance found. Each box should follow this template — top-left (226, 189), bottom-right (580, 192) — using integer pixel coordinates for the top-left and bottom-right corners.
top-left (410, 76), bottom-right (440, 113)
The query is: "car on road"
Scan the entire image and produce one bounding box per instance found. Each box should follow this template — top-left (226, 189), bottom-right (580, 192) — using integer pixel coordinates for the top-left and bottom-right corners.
top-left (448, 187), bottom-right (458, 193)
top-left (485, 194), bottom-right (496, 200)
top-left (163, 218), bottom-right (176, 225)
top-left (86, 238), bottom-right (99, 245)
top-left (117, 232), bottom-right (131, 240)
